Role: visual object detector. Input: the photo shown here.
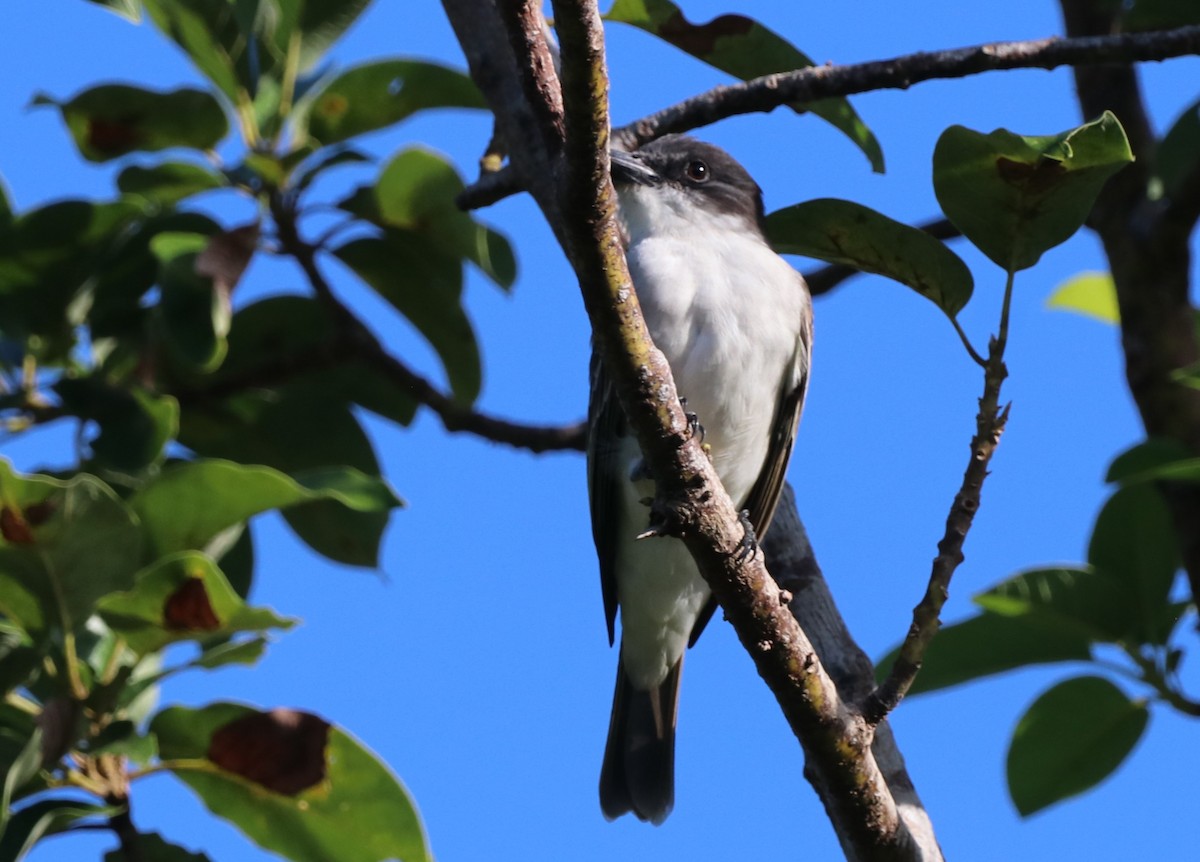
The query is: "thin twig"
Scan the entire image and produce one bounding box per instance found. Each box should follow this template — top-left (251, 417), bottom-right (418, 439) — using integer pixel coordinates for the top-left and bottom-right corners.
top-left (458, 25), bottom-right (1200, 210)
top-left (864, 271), bottom-right (1015, 724)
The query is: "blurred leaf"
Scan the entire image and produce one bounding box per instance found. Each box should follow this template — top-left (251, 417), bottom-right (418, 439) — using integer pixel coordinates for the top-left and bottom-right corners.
top-left (54, 379), bottom-right (178, 472)
top-left (974, 566), bottom-right (1130, 643)
top-left (129, 459), bottom-right (399, 561)
top-left (0, 798), bottom-right (118, 862)
top-left (0, 176), bottom-right (11, 228)
top-left (1, 729), bottom-right (43, 830)
top-left (103, 831), bottom-right (213, 862)
top-left (84, 0), bottom-right (142, 21)
top-left (1155, 98), bottom-right (1200, 202)
top-left (1045, 271), bottom-right (1119, 324)
top-left (210, 521), bottom-right (255, 599)
top-left (0, 464), bottom-right (141, 635)
top-left (1107, 438), bottom-right (1200, 485)
top-left (32, 86), bottom-right (228, 163)
top-left (152, 703), bottom-right (430, 862)
top-left (875, 611), bottom-right (1091, 695)
top-left (0, 199), bottom-right (145, 348)
top-left (335, 234), bottom-right (483, 404)
top-left (605, 0), bottom-right (883, 171)
top-left (97, 551), bottom-right (293, 656)
top-left (213, 294), bottom-right (418, 426)
top-left (87, 720), bottom-right (158, 765)
top-left (293, 0), bottom-right (372, 70)
top-left (765, 198), bottom-right (973, 317)
top-left (118, 162), bottom-right (227, 206)
top-left (1120, 0), bottom-right (1200, 31)
top-left (1087, 484), bottom-right (1180, 643)
top-left (192, 636), bottom-right (268, 670)
top-left (293, 147), bottom-right (371, 193)
top-left (150, 229), bottom-right (234, 372)
top-left (933, 112), bottom-right (1133, 272)
top-left (1007, 676), bottom-right (1147, 816)
top-left (305, 59), bottom-right (485, 144)
top-left (141, 0), bottom-right (262, 103)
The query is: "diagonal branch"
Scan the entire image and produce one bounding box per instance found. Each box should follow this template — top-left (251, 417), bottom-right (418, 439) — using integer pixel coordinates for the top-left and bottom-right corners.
top-left (459, 24), bottom-right (1200, 210)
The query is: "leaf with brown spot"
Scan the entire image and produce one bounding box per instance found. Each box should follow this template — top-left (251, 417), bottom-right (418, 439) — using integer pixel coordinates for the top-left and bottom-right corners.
top-left (163, 578), bottom-right (221, 632)
top-left (86, 116), bottom-right (145, 154)
top-left (1, 506), bottom-right (35, 545)
top-left (207, 708), bottom-right (331, 796)
top-left (195, 224), bottom-right (259, 301)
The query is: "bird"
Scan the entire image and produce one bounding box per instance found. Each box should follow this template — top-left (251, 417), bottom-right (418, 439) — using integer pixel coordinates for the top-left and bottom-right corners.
top-left (591, 135), bottom-right (813, 824)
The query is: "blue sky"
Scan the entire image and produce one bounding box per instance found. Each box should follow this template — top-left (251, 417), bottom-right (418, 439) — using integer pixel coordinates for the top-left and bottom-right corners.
top-left (4, 1), bottom-right (1199, 860)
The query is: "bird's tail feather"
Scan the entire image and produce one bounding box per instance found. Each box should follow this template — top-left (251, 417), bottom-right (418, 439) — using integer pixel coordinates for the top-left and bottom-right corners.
top-left (599, 654), bottom-right (681, 825)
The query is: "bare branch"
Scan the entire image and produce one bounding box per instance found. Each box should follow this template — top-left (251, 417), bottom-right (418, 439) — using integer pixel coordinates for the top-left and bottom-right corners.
top-left (497, 0), bottom-right (566, 152)
top-left (459, 25), bottom-right (1200, 210)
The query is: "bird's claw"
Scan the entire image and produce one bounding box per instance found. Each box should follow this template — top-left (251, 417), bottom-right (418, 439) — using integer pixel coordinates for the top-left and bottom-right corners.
top-left (680, 396), bottom-right (705, 444)
top-left (734, 509), bottom-right (759, 562)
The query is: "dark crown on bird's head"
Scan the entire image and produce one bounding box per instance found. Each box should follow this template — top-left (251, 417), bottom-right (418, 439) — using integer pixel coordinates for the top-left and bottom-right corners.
top-left (622, 135), bottom-right (766, 230)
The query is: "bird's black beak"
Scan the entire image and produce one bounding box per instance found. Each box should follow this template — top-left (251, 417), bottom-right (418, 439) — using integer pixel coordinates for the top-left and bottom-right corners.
top-left (609, 149), bottom-right (660, 187)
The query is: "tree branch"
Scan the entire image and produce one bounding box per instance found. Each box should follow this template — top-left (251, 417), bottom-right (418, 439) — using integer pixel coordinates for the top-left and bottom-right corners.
top-left (460, 25), bottom-right (1200, 209)
top-left (1059, 1), bottom-right (1200, 609)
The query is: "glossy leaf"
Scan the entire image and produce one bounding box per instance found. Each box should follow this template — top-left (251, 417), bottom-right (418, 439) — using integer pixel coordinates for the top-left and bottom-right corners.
top-left (177, 392), bottom-right (396, 566)
top-left (974, 566), bottom-right (1130, 643)
top-left (1157, 98), bottom-right (1200, 202)
top-left (118, 162), bottom-right (227, 206)
top-left (1106, 438), bottom-right (1200, 485)
top-left (765, 198), bottom-right (973, 317)
top-left (1007, 676), bottom-right (1147, 816)
top-left (32, 85), bottom-right (228, 163)
top-left (335, 234), bottom-right (483, 404)
top-left (605, 0), bottom-right (883, 172)
top-left (102, 831), bottom-right (213, 862)
top-left (1087, 484), bottom-right (1180, 643)
top-left (129, 459), bottom-right (400, 561)
top-left (0, 798), bottom-right (119, 862)
top-left (97, 551), bottom-right (293, 656)
top-left (152, 703), bottom-right (430, 862)
top-left (53, 378), bottom-right (178, 472)
top-left (875, 611), bottom-right (1091, 695)
top-left (1045, 271), bottom-right (1119, 324)
top-left (305, 59), bottom-right (485, 144)
top-left (0, 463), bottom-right (141, 635)
top-left (933, 112), bottom-right (1133, 272)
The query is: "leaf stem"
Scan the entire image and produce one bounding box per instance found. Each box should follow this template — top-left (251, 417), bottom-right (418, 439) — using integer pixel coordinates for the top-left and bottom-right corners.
top-left (951, 317), bottom-right (987, 367)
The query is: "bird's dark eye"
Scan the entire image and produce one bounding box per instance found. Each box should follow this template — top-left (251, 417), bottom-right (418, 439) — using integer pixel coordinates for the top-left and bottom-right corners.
top-left (684, 160), bottom-right (709, 182)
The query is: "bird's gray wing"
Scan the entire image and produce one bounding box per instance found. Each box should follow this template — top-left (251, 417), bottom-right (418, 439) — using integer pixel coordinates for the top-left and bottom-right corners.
top-left (588, 349), bottom-right (626, 647)
top-left (688, 300), bottom-right (813, 647)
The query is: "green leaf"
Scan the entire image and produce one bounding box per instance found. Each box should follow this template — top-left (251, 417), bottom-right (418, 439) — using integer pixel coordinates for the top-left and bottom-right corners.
top-left (335, 234), bottom-right (483, 404)
top-left (129, 459), bottom-right (400, 561)
top-left (192, 636), bottom-right (268, 671)
top-left (765, 198), bottom-right (973, 317)
top-left (32, 86), bottom-right (228, 163)
top-left (1, 730), bottom-right (43, 831)
top-left (0, 176), bottom-right (12, 229)
top-left (305, 59), bottom-right (485, 144)
top-left (1007, 676), bottom-right (1147, 816)
top-left (1120, 0), bottom-right (1200, 31)
top-left (1154, 98), bottom-right (1200, 202)
top-left (1106, 438), bottom-right (1200, 485)
top-left (0, 798), bottom-right (119, 862)
top-left (213, 294), bottom-right (418, 426)
top-left (0, 199), bottom-right (145, 349)
top-left (84, 0), bottom-right (142, 21)
top-left (118, 162), bottom-right (227, 206)
top-left (0, 464), bottom-right (142, 635)
top-left (54, 378), bottom-right (178, 472)
top-left (932, 112), bottom-right (1133, 272)
top-left (1045, 271), bottom-right (1119, 324)
top-left (605, 0), bottom-right (883, 172)
top-left (152, 703), bottom-right (430, 862)
top-left (1087, 484), bottom-right (1180, 644)
top-left (293, 0), bottom-right (373, 71)
top-left (150, 229), bottom-right (231, 372)
top-left (875, 611), bottom-right (1091, 695)
top-left (97, 551), bottom-right (294, 656)
top-left (103, 831), bottom-right (213, 862)
top-left (293, 148), bottom-right (372, 193)
top-left (974, 566), bottom-right (1130, 643)
top-left (86, 720), bottom-right (158, 765)
top-left (177, 394), bottom-right (397, 566)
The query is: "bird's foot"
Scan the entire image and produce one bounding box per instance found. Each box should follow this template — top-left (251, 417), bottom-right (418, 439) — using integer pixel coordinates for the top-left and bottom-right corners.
top-left (734, 509), bottom-right (759, 562)
top-left (680, 396), bottom-right (705, 444)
